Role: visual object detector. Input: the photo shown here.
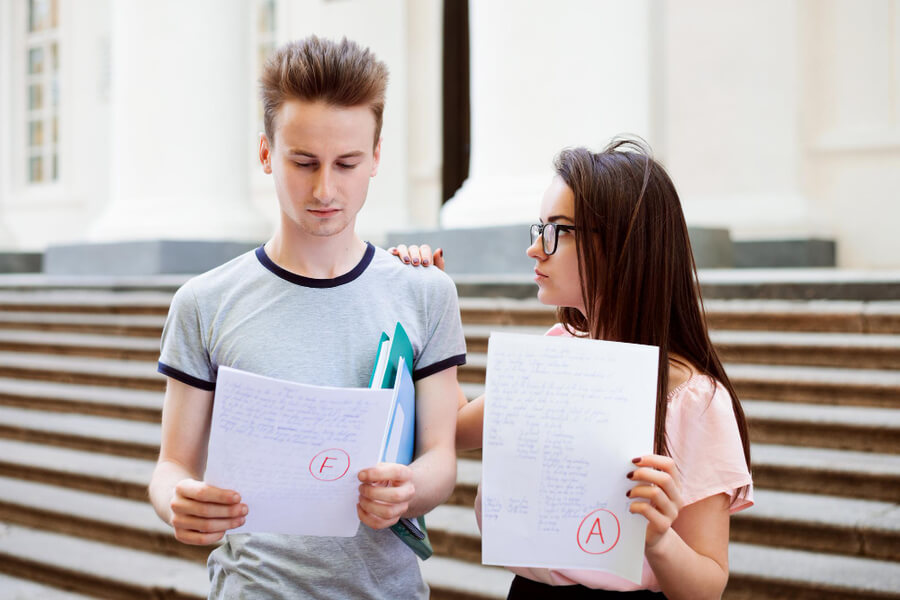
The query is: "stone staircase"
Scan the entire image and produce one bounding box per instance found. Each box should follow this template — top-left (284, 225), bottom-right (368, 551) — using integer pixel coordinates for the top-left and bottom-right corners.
top-left (0, 274), bottom-right (898, 599)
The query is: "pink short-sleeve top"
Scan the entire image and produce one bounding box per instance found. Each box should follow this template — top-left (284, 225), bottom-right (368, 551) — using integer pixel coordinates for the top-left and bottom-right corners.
top-left (475, 323), bottom-right (753, 592)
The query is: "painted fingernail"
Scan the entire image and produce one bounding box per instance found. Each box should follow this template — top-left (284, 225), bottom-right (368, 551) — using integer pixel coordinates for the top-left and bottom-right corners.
top-left (626, 471), bottom-right (634, 479)
top-left (632, 457), bottom-right (641, 464)
top-left (422, 260), bottom-right (429, 266)
top-left (403, 257), bottom-right (410, 263)
top-left (412, 258), bottom-right (419, 265)
top-left (626, 489), bottom-right (632, 498)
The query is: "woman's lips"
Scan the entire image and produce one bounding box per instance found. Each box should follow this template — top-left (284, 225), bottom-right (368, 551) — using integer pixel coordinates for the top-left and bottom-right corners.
top-left (534, 268), bottom-right (548, 282)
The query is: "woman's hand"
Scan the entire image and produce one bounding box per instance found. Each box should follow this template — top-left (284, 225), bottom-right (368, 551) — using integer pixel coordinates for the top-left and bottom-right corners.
top-left (627, 454), bottom-right (684, 548)
top-left (388, 244), bottom-right (445, 270)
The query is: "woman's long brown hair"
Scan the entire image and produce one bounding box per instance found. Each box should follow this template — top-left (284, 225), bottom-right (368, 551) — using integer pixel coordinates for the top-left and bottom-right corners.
top-left (554, 138), bottom-right (751, 499)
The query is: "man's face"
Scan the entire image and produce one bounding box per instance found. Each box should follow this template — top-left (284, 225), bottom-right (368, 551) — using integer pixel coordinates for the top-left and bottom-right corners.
top-left (260, 99), bottom-right (381, 239)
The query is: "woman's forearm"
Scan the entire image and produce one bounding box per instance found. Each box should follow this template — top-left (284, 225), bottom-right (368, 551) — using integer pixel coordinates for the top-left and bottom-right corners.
top-left (645, 528), bottom-right (728, 600)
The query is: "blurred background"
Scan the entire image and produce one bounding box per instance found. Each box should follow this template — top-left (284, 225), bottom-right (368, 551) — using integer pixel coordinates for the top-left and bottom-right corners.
top-left (0, 3), bottom-right (899, 600)
top-left (1, 0), bottom-right (898, 273)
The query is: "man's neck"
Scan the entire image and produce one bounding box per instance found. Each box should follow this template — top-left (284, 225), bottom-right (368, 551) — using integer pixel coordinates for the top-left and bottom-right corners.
top-left (265, 227), bottom-right (368, 280)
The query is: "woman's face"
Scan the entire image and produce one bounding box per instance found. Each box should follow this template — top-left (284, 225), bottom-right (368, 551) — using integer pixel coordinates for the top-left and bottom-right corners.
top-left (527, 176), bottom-right (585, 313)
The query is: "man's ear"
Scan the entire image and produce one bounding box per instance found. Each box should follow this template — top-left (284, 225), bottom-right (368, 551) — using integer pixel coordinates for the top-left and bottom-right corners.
top-left (370, 138), bottom-right (382, 177)
top-left (259, 133), bottom-right (273, 174)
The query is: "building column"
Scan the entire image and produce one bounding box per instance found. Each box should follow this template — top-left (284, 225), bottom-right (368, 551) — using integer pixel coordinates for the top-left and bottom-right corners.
top-left (441, 0), bottom-right (655, 228)
top-left (90, 0), bottom-right (269, 243)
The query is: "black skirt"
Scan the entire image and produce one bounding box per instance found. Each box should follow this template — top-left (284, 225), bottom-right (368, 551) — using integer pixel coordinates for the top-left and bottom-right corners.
top-left (507, 575), bottom-right (667, 599)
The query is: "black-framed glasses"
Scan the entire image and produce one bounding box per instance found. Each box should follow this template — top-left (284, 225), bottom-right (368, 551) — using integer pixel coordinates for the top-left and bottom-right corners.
top-left (530, 222), bottom-right (576, 255)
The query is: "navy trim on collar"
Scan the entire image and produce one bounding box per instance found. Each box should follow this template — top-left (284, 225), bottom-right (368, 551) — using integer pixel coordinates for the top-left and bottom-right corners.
top-left (255, 242), bottom-right (375, 288)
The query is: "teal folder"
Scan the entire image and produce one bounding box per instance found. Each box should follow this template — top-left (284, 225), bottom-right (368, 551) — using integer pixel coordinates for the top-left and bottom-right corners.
top-left (370, 322), bottom-right (434, 560)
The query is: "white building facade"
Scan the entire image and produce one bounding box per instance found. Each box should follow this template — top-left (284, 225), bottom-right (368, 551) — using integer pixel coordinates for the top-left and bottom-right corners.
top-left (1, 0), bottom-right (898, 268)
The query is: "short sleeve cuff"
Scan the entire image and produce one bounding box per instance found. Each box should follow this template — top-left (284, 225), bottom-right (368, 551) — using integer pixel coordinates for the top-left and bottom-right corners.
top-left (412, 354), bottom-right (466, 381)
top-left (158, 362), bottom-right (216, 391)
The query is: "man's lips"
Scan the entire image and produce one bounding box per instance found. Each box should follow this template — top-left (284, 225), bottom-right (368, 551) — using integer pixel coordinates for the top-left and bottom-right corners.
top-left (308, 208), bottom-right (340, 217)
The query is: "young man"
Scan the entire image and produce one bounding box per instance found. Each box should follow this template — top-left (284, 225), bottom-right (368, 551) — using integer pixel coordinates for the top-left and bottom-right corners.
top-left (148, 36), bottom-right (465, 598)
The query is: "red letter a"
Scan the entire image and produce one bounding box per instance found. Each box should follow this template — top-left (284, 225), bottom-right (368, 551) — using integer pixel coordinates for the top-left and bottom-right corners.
top-left (585, 518), bottom-right (604, 544)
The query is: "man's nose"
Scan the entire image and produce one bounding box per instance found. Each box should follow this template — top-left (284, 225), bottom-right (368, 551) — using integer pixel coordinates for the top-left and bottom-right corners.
top-left (313, 168), bottom-right (335, 202)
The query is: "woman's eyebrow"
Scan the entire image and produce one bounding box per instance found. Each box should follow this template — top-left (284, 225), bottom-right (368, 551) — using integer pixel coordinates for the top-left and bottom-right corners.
top-left (547, 215), bottom-right (575, 223)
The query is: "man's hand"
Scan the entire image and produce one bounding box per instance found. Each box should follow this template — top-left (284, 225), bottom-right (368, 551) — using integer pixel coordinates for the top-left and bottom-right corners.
top-left (356, 463), bottom-right (416, 529)
top-left (169, 478), bottom-right (248, 545)
top-left (388, 244), bottom-right (445, 270)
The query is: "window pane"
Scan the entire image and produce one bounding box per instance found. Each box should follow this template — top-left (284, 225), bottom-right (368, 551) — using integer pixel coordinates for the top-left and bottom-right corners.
top-left (28, 47), bottom-right (44, 74)
top-left (52, 116), bottom-right (58, 143)
top-left (29, 0), bottom-right (50, 32)
top-left (257, 0), bottom-right (276, 34)
top-left (28, 83), bottom-right (43, 110)
top-left (29, 156), bottom-right (43, 183)
top-left (51, 77), bottom-right (59, 107)
top-left (28, 120), bottom-right (43, 147)
top-left (51, 153), bottom-right (58, 180)
top-left (50, 42), bottom-right (59, 71)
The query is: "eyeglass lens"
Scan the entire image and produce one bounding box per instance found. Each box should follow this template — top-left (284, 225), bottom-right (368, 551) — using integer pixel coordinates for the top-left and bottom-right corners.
top-left (530, 223), bottom-right (557, 255)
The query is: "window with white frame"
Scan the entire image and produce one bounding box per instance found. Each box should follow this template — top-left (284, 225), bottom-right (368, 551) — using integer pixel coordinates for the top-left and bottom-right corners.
top-left (24, 0), bottom-right (60, 185)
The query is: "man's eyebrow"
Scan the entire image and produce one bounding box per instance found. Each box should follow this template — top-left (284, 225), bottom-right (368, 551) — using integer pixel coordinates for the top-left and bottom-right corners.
top-left (285, 149), bottom-right (365, 159)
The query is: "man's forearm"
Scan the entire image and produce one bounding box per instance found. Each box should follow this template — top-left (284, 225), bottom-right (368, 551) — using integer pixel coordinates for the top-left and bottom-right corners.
top-left (404, 445), bottom-right (457, 517)
top-left (148, 459), bottom-right (196, 525)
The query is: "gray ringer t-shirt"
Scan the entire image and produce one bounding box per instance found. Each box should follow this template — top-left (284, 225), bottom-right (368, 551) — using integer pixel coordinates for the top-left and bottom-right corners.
top-left (158, 243), bottom-right (466, 600)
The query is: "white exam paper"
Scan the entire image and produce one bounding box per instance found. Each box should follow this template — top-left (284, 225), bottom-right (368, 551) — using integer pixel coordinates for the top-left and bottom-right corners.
top-left (481, 332), bottom-right (658, 584)
top-left (206, 366), bottom-right (395, 537)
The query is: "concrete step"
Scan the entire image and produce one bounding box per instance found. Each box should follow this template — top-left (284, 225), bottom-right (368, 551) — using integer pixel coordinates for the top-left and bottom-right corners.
top-left (453, 440), bottom-right (900, 505)
top-left (712, 330), bottom-right (900, 370)
top-left (731, 489), bottom-right (900, 562)
top-left (0, 438), bottom-right (159, 501)
top-left (458, 297), bottom-right (900, 334)
top-left (0, 476), bottom-right (211, 563)
top-left (459, 354), bottom-right (900, 408)
top-left (0, 329), bottom-right (159, 361)
top-left (0, 351), bottom-right (165, 391)
top-left (0, 289), bottom-right (172, 315)
top-left (743, 400), bottom-right (900, 453)
top-left (0, 376), bottom-right (162, 422)
top-left (705, 299), bottom-right (900, 334)
top-left (0, 524), bottom-right (208, 600)
top-left (0, 311), bottom-right (164, 338)
top-left (726, 542), bottom-right (900, 600)
top-left (0, 407), bottom-right (160, 460)
top-left (0, 574), bottom-right (96, 599)
top-left (729, 363), bottom-right (900, 408)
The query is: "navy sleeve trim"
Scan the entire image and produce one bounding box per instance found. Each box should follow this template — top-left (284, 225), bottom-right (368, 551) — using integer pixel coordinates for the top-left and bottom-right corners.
top-left (412, 354), bottom-right (467, 381)
top-left (158, 362), bottom-right (216, 391)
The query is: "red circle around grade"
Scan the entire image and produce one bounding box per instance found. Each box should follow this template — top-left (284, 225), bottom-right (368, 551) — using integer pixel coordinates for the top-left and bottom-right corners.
top-left (576, 509), bottom-right (621, 555)
top-left (308, 448), bottom-right (351, 481)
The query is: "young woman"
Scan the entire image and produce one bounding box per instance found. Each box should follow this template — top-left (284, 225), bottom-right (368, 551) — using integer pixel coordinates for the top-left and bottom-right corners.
top-left (392, 138), bottom-right (752, 599)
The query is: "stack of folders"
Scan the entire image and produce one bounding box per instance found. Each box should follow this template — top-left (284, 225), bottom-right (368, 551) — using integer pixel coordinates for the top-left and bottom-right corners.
top-left (369, 322), bottom-right (434, 560)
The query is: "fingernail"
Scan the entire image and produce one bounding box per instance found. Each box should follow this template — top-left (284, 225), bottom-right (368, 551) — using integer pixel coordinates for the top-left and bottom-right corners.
top-left (632, 457), bottom-right (641, 464)
top-left (232, 493), bottom-right (240, 502)
top-left (403, 257), bottom-right (410, 263)
top-left (626, 471), bottom-right (634, 479)
top-left (241, 505), bottom-right (248, 515)
top-left (626, 489), bottom-right (632, 498)
top-left (412, 258), bottom-right (419, 265)
top-left (422, 260), bottom-right (429, 266)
